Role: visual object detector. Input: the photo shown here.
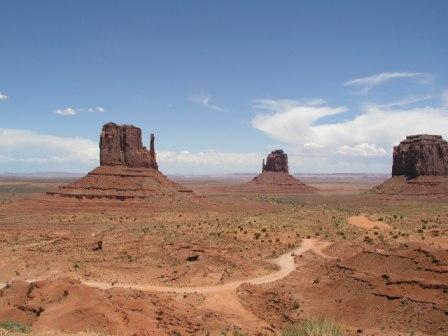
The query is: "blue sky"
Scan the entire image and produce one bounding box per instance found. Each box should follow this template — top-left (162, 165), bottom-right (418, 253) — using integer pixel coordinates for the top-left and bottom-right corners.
top-left (1, 1), bottom-right (448, 174)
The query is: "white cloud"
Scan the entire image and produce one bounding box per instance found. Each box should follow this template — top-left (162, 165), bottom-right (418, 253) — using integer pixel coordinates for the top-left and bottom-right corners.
top-left (158, 150), bottom-right (260, 166)
top-left (251, 99), bottom-right (448, 171)
top-left (55, 107), bottom-right (77, 116)
top-left (189, 95), bottom-right (225, 112)
top-left (345, 72), bottom-right (433, 88)
top-left (252, 99), bottom-right (348, 145)
top-left (303, 142), bottom-right (323, 149)
top-left (156, 149), bottom-right (316, 174)
top-left (88, 106), bottom-right (105, 113)
top-left (0, 128), bottom-right (266, 174)
top-left (336, 143), bottom-right (387, 157)
top-left (0, 92), bottom-right (8, 100)
top-left (55, 106), bottom-right (105, 116)
top-left (0, 129), bottom-right (98, 171)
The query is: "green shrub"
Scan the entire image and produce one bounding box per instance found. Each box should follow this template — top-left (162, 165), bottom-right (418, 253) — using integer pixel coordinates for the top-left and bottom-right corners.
top-left (0, 320), bottom-right (30, 333)
top-left (282, 318), bottom-right (343, 336)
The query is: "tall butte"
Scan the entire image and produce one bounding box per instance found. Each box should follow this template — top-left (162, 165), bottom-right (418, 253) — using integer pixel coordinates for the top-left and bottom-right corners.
top-left (245, 149), bottom-right (316, 193)
top-left (48, 122), bottom-right (193, 201)
top-left (373, 134), bottom-right (448, 195)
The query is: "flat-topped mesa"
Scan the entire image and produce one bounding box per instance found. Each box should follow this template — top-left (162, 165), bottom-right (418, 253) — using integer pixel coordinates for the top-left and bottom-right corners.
top-left (372, 134), bottom-right (448, 195)
top-left (262, 149), bottom-right (289, 173)
top-left (392, 134), bottom-right (448, 178)
top-left (100, 122), bottom-right (158, 169)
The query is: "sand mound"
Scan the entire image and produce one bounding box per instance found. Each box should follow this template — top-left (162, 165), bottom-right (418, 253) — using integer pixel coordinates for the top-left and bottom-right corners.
top-left (245, 171), bottom-right (316, 194)
top-left (47, 165), bottom-right (194, 201)
top-left (348, 214), bottom-right (392, 230)
top-left (372, 176), bottom-right (448, 195)
top-left (0, 278), bottom-right (204, 335)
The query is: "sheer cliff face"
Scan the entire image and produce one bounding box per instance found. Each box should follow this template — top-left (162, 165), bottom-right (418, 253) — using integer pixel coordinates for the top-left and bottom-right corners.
top-left (99, 122), bottom-right (158, 169)
top-left (262, 149), bottom-right (289, 173)
top-left (392, 135), bottom-right (448, 178)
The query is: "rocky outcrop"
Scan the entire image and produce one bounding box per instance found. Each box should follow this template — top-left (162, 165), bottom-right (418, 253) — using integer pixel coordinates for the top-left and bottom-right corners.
top-left (262, 150), bottom-right (289, 173)
top-left (48, 122), bottom-right (194, 201)
top-left (373, 134), bottom-right (448, 195)
top-left (100, 122), bottom-right (158, 169)
top-left (246, 149), bottom-right (315, 194)
top-left (392, 135), bottom-right (448, 178)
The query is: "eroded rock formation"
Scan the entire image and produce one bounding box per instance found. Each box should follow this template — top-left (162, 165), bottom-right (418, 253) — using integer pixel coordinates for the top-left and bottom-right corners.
top-left (48, 122), bottom-right (193, 201)
top-left (246, 149), bottom-right (315, 194)
top-left (262, 150), bottom-right (289, 173)
top-left (392, 135), bottom-right (448, 178)
top-left (373, 134), bottom-right (448, 195)
top-left (100, 122), bottom-right (158, 169)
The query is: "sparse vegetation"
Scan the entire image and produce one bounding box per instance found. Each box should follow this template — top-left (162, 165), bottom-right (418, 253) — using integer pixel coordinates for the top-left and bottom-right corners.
top-left (0, 320), bottom-right (30, 333)
top-left (282, 318), bottom-right (344, 336)
top-left (0, 330), bottom-right (108, 336)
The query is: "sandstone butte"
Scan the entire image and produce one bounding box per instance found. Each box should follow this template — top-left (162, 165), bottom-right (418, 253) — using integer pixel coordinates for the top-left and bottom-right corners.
top-left (373, 134), bottom-right (448, 195)
top-left (48, 122), bottom-right (193, 201)
top-left (245, 149), bottom-right (316, 194)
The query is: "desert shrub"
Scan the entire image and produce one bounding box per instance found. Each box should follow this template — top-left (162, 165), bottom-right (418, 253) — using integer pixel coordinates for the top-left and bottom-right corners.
top-left (282, 318), bottom-right (343, 336)
top-left (232, 329), bottom-right (248, 336)
top-left (0, 320), bottom-right (30, 333)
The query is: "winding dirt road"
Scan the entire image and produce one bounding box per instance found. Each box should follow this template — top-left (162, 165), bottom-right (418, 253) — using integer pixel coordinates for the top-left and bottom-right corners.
top-left (0, 239), bottom-right (332, 333)
top-left (82, 238), bottom-right (332, 293)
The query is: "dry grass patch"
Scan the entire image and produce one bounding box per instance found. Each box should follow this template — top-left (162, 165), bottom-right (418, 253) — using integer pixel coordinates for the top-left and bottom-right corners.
top-left (282, 318), bottom-right (344, 336)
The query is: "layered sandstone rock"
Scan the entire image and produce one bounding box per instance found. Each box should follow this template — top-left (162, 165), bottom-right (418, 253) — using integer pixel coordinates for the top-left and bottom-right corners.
top-left (262, 150), bottom-right (289, 173)
top-left (373, 134), bottom-right (448, 195)
top-left (100, 122), bottom-right (158, 169)
top-left (246, 150), bottom-right (315, 194)
top-left (48, 122), bottom-right (193, 201)
top-left (392, 135), bottom-right (448, 178)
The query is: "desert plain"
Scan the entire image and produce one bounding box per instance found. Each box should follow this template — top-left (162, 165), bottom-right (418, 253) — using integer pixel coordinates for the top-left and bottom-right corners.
top-left (0, 173), bottom-right (447, 336)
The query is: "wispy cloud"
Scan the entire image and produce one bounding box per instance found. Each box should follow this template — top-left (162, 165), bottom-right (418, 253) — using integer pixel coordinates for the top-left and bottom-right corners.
top-left (344, 72), bottom-right (434, 96)
top-left (189, 95), bottom-right (225, 112)
top-left (55, 107), bottom-right (77, 116)
top-left (375, 95), bottom-right (434, 108)
top-left (345, 72), bottom-right (433, 89)
top-left (0, 91), bottom-right (8, 100)
top-left (55, 106), bottom-right (105, 116)
top-left (254, 98), bottom-right (326, 110)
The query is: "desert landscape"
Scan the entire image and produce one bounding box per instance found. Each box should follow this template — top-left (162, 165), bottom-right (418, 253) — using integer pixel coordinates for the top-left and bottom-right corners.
top-left (0, 124), bottom-right (447, 336)
top-left (2, 2), bottom-right (447, 335)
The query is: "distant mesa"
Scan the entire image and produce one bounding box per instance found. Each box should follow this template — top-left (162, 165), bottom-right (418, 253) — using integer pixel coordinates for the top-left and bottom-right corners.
top-left (262, 149), bottom-right (289, 173)
top-left (373, 134), bottom-right (448, 195)
top-left (245, 149), bottom-right (316, 194)
top-left (48, 122), bottom-right (193, 201)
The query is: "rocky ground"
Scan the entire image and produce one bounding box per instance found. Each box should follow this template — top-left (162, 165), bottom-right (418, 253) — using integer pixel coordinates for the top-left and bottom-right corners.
top-left (0, 176), bottom-right (447, 335)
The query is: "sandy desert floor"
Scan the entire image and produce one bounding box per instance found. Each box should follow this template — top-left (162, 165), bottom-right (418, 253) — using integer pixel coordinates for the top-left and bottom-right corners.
top-left (0, 175), bottom-right (447, 335)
